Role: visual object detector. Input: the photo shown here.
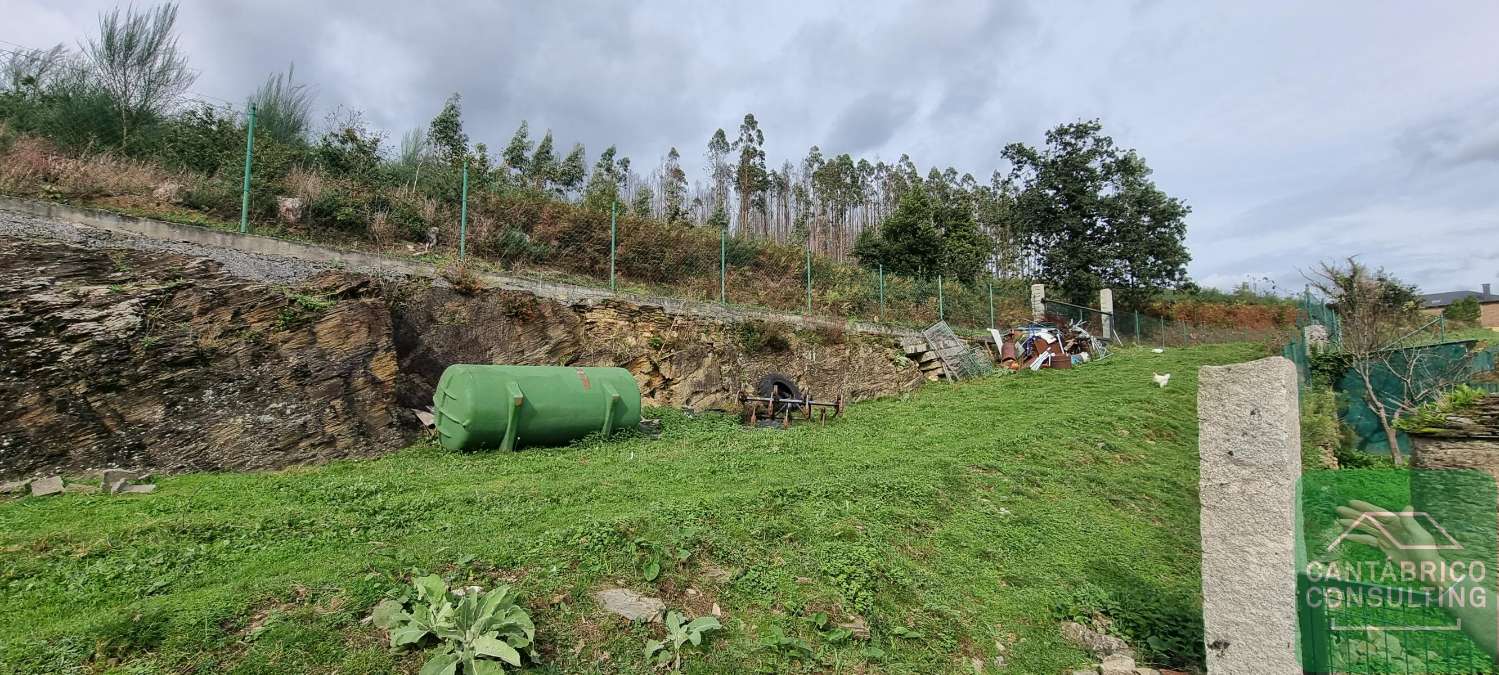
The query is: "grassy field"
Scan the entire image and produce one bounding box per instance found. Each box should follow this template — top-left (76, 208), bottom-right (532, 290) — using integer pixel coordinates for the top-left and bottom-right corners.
top-left (0, 343), bottom-right (1262, 674)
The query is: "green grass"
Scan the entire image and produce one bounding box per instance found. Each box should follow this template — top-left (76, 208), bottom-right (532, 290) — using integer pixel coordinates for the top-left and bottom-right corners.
top-left (0, 343), bottom-right (1263, 674)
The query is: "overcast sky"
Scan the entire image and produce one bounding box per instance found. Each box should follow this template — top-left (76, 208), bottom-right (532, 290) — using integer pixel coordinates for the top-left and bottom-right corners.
top-left (5, 0), bottom-right (1498, 294)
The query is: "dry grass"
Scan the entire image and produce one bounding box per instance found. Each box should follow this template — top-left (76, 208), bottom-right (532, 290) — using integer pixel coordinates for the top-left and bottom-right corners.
top-left (284, 165), bottom-right (327, 204)
top-left (0, 135), bottom-right (171, 198)
top-left (368, 210), bottom-right (395, 249)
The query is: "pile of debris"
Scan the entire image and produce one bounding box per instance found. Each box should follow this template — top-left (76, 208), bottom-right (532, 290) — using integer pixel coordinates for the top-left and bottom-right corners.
top-left (1, 469), bottom-right (157, 498)
top-left (900, 322), bottom-right (995, 382)
top-left (993, 320), bottom-right (1109, 372)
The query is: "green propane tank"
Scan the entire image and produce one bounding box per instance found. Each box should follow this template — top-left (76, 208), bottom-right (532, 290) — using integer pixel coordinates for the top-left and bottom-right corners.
top-left (432, 365), bottom-right (642, 451)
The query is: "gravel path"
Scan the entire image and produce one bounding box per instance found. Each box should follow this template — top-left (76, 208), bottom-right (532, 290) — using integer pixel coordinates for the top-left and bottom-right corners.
top-left (0, 208), bottom-right (332, 284)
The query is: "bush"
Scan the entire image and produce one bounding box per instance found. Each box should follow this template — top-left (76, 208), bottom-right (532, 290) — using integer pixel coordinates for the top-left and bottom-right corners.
top-left (737, 320), bottom-right (792, 353)
top-left (1443, 296), bottom-right (1482, 325)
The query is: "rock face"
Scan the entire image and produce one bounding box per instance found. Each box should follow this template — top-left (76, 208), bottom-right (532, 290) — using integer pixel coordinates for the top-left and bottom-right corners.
top-left (0, 235), bottom-right (923, 479)
top-left (0, 237), bottom-right (406, 479)
top-left (390, 284), bottom-right (922, 412)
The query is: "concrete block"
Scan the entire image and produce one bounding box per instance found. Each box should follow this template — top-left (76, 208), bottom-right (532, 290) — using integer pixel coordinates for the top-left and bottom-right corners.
top-left (1197, 356), bottom-right (1300, 674)
top-left (1099, 288), bottom-right (1115, 340)
top-left (30, 476), bottom-right (63, 496)
top-left (102, 468), bottom-right (136, 493)
top-left (120, 484), bottom-right (158, 495)
top-left (1030, 284), bottom-right (1045, 321)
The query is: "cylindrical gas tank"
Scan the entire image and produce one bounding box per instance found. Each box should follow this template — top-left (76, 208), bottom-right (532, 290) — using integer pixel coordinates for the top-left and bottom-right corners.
top-left (432, 365), bottom-right (642, 451)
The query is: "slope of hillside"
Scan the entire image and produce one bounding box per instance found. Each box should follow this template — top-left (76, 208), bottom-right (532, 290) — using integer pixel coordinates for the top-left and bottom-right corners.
top-left (0, 343), bottom-right (1261, 674)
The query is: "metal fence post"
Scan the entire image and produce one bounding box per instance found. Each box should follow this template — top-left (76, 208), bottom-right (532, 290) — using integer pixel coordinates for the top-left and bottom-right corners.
top-left (609, 200), bottom-right (617, 291)
top-left (938, 275), bottom-right (945, 322)
top-left (458, 157), bottom-right (468, 260)
top-left (1134, 310), bottom-right (1140, 345)
top-left (878, 263), bottom-right (885, 319)
top-left (804, 242), bottom-right (812, 314)
top-left (1440, 316), bottom-right (1446, 342)
top-left (988, 279), bottom-right (994, 329)
top-left (719, 228), bottom-right (726, 304)
top-left (238, 102), bottom-right (256, 233)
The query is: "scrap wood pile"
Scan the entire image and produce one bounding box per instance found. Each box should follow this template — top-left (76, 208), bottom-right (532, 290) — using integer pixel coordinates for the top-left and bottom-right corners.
top-left (899, 322), bottom-right (994, 382)
top-left (992, 319), bottom-right (1109, 372)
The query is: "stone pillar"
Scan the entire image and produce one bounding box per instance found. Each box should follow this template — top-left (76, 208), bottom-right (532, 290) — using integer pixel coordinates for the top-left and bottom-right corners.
top-left (1030, 284), bottom-right (1045, 322)
top-left (1197, 356), bottom-right (1301, 674)
top-left (1098, 288), bottom-right (1114, 340)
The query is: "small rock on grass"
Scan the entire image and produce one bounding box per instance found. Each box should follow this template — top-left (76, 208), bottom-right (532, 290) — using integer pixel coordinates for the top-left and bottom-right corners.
top-left (120, 484), bottom-right (158, 495)
top-left (1061, 621), bottom-right (1134, 659)
top-left (64, 483), bottom-right (100, 494)
top-left (0, 480), bottom-right (30, 494)
top-left (593, 588), bottom-right (665, 622)
top-left (30, 476), bottom-right (63, 497)
top-left (102, 468), bottom-right (138, 493)
top-left (1099, 653), bottom-right (1137, 675)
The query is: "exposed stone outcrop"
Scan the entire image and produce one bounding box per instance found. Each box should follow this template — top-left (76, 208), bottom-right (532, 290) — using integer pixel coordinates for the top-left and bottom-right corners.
top-left (1, 234), bottom-right (923, 479)
top-left (390, 284), bottom-right (923, 412)
top-left (0, 237), bottom-right (405, 479)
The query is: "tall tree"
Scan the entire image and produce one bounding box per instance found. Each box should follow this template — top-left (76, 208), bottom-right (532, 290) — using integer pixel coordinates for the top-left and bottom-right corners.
top-left (426, 93), bottom-right (468, 167)
top-left (502, 120), bottom-right (532, 176)
top-left (662, 147), bottom-right (688, 223)
top-left (528, 130), bottom-right (557, 190)
top-left (706, 128), bottom-right (732, 214)
top-left (1002, 120), bottom-right (1190, 305)
top-left (83, 2), bottom-right (196, 144)
top-left (732, 113), bottom-right (768, 235)
top-left (556, 143), bottom-right (587, 196)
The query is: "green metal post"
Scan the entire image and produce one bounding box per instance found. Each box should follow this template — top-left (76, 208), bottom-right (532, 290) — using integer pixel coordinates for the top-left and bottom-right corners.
top-left (719, 228), bottom-right (726, 304)
top-left (938, 275), bottom-right (944, 322)
top-left (239, 102), bottom-right (256, 233)
top-left (1134, 310), bottom-right (1140, 345)
top-left (804, 243), bottom-right (812, 314)
top-left (609, 200), bottom-right (617, 291)
top-left (987, 280), bottom-right (994, 329)
top-left (459, 158), bottom-right (469, 260)
top-left (878, 263), bottom-right (884, 319)
top-left (1440, 316), bottom-right (1446, 342)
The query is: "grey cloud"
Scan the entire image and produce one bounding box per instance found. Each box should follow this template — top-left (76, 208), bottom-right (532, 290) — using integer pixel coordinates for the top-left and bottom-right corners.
top-left (823, 94), bottom-right (917, 156)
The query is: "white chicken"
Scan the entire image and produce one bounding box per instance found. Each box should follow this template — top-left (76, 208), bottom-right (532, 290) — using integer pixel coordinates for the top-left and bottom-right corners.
top-left (1152, 372), bottom-right (1171, 388)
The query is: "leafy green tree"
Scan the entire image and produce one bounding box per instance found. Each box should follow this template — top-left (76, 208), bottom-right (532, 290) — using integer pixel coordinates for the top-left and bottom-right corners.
top-left (733, 113), bottom-right (767, 234)
top-left (556, 143), bottom-right (587, 196)
top-left (632, 185), bottom-right (654, 216)
top-left (248, 63), bottom-right (312, 145)
top-left (528, 130), bottom-right (557, 190)
top-left (707, 204), bottom-right (730, 231)
top-left (83, 2), bottom-right (196, 145)
top-left (1443, 296), bottom-right (1482, 325)
top-left (707, 128), bottom-right (732, 213)
top-left (502, 120), bottom-right (531, 176)
top-left (854, 185), bottom-right (942, 277)
top-left (1002, 120), bottom-right (1190, 305)
top-left (582, 145), bottom-right (621, 211)
top-left (662, 147), bottom-right (688, 223)
top-left (426, 93), bottom-right (468, 167)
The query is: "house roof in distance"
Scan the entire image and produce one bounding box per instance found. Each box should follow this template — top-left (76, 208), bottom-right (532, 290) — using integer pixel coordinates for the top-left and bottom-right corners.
top-left (1419, 290), bottom-right (1499, 308)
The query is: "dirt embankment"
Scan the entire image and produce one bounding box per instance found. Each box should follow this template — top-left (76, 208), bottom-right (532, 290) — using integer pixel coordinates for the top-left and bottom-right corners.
top-left (0, 223), bottom-right (921, 479)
